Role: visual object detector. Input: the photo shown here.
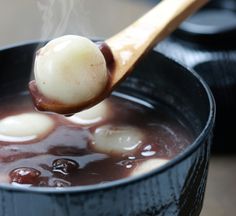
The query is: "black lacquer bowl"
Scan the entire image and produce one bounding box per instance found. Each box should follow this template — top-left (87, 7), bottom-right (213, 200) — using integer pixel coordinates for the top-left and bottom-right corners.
top-left (0, 42), bottom-right (215, 216)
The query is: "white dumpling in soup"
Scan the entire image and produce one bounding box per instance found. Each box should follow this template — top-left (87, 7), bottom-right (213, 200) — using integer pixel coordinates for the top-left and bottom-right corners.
top-left (131, 158), bottom-right (169, 176)
top-left (0, 113), bottom-right (54, 142)
top-left (67, 100), bottom-right (109, 126)
top-left (91, 125), bottom-right (143, 154)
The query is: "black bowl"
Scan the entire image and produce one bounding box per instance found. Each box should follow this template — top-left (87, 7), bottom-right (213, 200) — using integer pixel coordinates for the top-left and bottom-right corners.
top-left (194, 59), bottom-right (236, 153)
top-left (157, 30), bottom-right (236, 153)
top-left (0, 42), bottom-right (215, 216)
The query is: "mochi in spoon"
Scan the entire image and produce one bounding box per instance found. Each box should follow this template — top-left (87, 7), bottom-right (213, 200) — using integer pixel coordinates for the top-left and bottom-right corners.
top-left (30, 35), bottom-right (109, 114)
top-left (0, 113), bottom-right (54, 142)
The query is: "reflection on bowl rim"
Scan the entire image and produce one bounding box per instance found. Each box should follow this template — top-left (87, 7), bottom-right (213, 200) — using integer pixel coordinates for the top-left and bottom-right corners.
top-left (0, 42), bottom-right (216, 194)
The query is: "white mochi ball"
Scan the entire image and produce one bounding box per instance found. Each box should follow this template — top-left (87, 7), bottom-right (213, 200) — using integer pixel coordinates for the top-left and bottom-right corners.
top-left (0, 113), bottom-right (54, 142)
top-left (67, 100), bottom-right (109, 125)
top-left (34, 35), bottom-right (108, 105)
top-left (131, 159), bottom-right (169, 176)
top-left (91, 125), bottom-right (143, 154)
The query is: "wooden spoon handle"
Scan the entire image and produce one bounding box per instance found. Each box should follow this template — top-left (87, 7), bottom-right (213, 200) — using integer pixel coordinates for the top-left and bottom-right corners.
top-left (106, 0), bottom-right (208, 87)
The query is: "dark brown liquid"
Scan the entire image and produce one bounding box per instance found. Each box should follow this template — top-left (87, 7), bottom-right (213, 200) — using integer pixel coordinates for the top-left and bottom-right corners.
top-left (0, 92), bottom-right (194, 187)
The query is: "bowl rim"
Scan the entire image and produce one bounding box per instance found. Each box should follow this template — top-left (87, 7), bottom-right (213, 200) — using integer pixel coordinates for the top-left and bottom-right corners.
top-left (0, 41), bottom-right (216, 194)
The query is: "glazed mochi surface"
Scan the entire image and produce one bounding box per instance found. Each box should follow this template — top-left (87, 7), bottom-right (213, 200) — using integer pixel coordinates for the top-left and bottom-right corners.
top-left (91, 125), bottom-right (143, 154)
top-left (131, 159), bottom-right (169, 176)
top-left (0, 113), bottom-right (54, 142)
top-left (67, 100), bottom-right (109, 125)
top-left (67, 100), bottom-right (144, 154)
top-left (34, 35), bottom-right (108, 105)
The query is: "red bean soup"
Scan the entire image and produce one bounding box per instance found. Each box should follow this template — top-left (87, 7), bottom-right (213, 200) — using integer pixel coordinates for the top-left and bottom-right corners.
top-left (0, 91), bottom-right (194, 187)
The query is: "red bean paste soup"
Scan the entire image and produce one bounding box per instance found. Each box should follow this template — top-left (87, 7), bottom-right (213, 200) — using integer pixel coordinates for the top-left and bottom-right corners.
top-left (0, 92), bottom-right (194, 187)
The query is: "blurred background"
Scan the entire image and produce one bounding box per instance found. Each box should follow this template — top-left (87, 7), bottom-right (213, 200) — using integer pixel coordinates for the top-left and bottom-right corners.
top-left (0, 0), bottom-right (235, 215)
top-left (0, 0), bottom-right (156, 47)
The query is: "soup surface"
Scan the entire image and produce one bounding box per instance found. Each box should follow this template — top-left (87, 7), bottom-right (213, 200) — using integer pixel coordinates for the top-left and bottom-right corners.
top-left (0, 92), bottom-right (194, 187)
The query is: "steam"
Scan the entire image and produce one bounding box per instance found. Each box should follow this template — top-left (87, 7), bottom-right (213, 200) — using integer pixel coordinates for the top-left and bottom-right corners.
top-left (36, 0), bottom-right (91, 40)
top-left (30, 0), bottom-right (92, 80)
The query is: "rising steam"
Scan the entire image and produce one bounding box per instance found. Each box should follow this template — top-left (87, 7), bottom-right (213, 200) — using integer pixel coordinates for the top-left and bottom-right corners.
top-left (30, 0), bottom-right (92, 80)
top-left (36, 0), bottom-right (91, 40)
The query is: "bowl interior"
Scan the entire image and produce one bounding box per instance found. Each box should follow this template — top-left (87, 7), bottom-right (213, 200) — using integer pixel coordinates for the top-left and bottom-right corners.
top-left (0, 42), bottom-right (215, 192)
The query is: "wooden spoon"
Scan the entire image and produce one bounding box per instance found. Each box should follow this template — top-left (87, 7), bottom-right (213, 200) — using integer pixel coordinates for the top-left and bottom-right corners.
top-left (29, 0), bottom-right (208, 114)
top-left (106, 0), bottom-right (208, 89)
